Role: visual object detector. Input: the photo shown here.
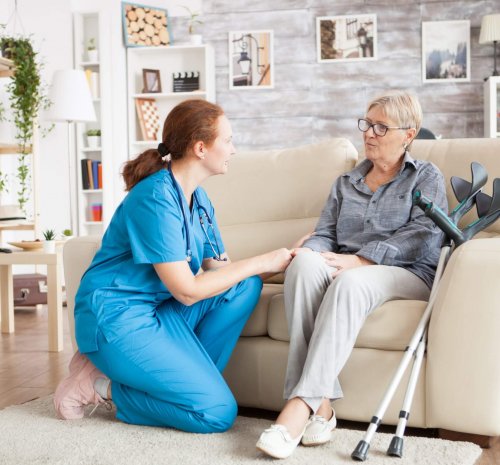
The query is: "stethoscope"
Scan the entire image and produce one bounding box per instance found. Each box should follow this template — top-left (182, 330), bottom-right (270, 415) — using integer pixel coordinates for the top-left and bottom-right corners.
top-left (168, 162), bottom-right (226, 263)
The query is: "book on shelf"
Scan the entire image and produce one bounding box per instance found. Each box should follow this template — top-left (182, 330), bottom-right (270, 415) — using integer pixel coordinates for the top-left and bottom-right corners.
top-left (85, 69), bottom-right (100, 98)
top-left (81, 158), bottom-right (102, 189)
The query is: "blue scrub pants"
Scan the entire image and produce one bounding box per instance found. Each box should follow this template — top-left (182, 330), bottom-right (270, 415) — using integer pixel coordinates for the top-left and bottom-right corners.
top-left (86, 276), bottom-right (262, 433)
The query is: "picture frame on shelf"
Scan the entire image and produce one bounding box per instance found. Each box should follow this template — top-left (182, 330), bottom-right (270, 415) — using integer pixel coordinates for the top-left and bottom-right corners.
top-left (142, 68), bottom-right (162, 93)
top-left (316, 14), bottom-right (377, 63)
top-left (422, 20), bottom-right (470, 83)
top-left (135, 97), bottom-right (161, 141)
top-left (122, 2), bottom-right (172, 47)
top-left (229, 30), bottom-right (274, 90)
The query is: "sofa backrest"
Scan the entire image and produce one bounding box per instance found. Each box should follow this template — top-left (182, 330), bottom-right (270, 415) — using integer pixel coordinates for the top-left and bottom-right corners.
top-left (202, 138), bottom-right (358, 264)
top-left (412, 138), bottom-right (500, 235)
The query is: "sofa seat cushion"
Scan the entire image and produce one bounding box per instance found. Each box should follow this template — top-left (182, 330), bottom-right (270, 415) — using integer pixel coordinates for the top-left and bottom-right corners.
top-left (267, 293), bottom-right (427, 351)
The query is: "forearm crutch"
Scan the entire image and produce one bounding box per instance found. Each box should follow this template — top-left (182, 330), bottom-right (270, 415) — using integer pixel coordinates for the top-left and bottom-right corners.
top-left (352, 162), bottom-right (499, 461)
top-left (351, 244), bottom-right (450, 461)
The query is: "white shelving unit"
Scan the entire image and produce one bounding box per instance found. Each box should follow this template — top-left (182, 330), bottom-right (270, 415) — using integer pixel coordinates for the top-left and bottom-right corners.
top-left (126, 44), bottom-right (215, 158)
top-left (73, 11), bottom-right (113, 236)
top-left (484, 76), bottom-right (500, 138)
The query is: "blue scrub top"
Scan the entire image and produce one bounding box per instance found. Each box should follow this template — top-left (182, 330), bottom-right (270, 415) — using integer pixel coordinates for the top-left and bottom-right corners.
top-left (74, 168), bottom-right (225, 353)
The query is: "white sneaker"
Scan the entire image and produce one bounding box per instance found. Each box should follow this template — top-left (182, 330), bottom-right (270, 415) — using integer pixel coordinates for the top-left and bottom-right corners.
top-left (256, 423), bottom-right (308, 459)
top-left (301, 409), bottom-right (337, 446)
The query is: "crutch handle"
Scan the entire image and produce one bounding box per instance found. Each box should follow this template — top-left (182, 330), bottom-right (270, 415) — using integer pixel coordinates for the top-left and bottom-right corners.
top-left (413, 191), bottom-right (465, 245)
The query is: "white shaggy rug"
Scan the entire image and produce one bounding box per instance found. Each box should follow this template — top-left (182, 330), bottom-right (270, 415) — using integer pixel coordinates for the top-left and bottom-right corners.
top-left (0, 396), bottom-right (481, 465)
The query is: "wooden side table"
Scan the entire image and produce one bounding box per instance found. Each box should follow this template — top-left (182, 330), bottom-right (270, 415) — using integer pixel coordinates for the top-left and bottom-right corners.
top-left (0, 250), bottom-right (64, 352)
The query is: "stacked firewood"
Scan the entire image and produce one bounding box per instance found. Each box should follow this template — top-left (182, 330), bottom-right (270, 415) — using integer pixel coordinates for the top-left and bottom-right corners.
top-left (124, 4), bottom-right (170, 46)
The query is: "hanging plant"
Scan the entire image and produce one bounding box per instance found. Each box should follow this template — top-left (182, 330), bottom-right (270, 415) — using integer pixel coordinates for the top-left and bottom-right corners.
top-left (0, 34), bottom-right (51, 212)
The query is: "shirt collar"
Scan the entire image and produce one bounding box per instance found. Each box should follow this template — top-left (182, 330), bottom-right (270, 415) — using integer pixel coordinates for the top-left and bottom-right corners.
top-left (345, 151), bottom-right (417, 183)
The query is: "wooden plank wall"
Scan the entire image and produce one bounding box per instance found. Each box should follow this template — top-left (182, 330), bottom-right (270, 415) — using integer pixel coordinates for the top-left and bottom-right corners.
top-left (192, 0), bottom-right (499, 151)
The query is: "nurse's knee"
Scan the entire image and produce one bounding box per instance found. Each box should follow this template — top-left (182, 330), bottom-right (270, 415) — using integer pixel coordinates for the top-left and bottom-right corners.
top-left (199, 393), bottom-right (238, 433)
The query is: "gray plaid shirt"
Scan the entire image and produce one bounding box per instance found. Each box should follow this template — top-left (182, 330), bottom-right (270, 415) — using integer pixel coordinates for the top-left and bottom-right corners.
top-left (303, 152), bottom-right (448, 288)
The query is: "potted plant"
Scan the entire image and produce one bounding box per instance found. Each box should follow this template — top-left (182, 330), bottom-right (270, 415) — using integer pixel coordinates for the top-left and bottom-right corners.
top-left (0, 33), bottom-right (51, 214)
top-left (42, 228), bottom-right (56, 253)
top-left (87, 37), bottom-right (98, 62)
top-left (182, 6), bottom-right (203, 45)
top-left (61, 228), bottom-right (74, 240)
top-left (86, 129), bottom-right (101, 148)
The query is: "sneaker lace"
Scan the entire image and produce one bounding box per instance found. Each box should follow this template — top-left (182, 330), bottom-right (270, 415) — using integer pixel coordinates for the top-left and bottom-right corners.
top-left (89, 400), bottom-right (113, 417)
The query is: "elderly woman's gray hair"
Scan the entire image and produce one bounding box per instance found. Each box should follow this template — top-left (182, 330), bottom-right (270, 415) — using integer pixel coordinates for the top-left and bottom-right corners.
top-left (367, 91), bottom-right (423, 135)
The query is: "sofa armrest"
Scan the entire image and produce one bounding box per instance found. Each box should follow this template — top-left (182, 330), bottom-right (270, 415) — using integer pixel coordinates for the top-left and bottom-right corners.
top-left (427, 238), bottom-right (500, 435)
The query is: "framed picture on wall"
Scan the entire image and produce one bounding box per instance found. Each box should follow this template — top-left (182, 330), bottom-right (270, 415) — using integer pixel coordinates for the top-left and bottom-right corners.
top-left (229, 30), bottom-right (274, 90)
top-left (122, 2), bottom-right (172, 47)
top-left (135, 98), bottom-right (161, 141)
top-left (422, 20), bottom-right (470, 83)
top-left (316, 14), bottom-right (377, 63)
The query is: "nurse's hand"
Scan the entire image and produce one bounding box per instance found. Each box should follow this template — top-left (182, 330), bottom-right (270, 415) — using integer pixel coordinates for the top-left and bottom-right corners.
top-left (262, 248), bottom-right (293, 273)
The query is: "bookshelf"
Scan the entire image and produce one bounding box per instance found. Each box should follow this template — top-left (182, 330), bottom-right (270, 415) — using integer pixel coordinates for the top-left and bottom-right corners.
top-left (73, 11), bottom-right (113, 235)
top-left (484, 76), bottom-right (500, 138)
top-left (126, 44), bottom-right (215, 157)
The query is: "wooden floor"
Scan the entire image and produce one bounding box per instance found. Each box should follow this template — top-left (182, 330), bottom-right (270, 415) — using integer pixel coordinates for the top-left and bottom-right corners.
top-left (1, 306), bottom-right (499, 465)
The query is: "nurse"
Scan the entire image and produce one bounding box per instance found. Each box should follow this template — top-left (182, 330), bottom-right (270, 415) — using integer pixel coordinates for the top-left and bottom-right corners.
top-left (54, 99), bottom-right (293, 433)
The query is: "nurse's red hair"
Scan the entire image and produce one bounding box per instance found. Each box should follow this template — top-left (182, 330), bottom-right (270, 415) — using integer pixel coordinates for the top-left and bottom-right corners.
top-left (122, 99), bottom-right (224, 191)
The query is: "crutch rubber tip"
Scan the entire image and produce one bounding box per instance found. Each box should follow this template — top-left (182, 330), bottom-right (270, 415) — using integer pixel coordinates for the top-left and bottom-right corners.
top-left (351, 440), bottom-right (370, 461)
top-left (387, 436), bottom-right (404, 457)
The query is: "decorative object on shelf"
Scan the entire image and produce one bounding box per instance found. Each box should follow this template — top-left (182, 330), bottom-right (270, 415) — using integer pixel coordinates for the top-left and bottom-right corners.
top-left (61, 228), bottom-right (73, 240)
top-left (135, 97), bottom-right (160, 141)
top-left (173, 72), bottom-right (200, 92)
top-left (422, 20), bottom-right (470, 83)
top-left (479, 14), bottom-right (500, 78)
top-left (84, 68), bottom-right (100, 99)
top-left (86, 37), bottom-right (99, 62)
top-left (0, 33), bottom-right (51, 213)
top-left (316, 14), bottom-right (377, 63)
top-left (0, 204), bottom-right (25, 223)
top-left (42, 228), bottom-right (56, 253)
top-left (122, 3), bottom-right (171, 47)
top-left (44, 69), bottom-right (96, 234)
top-left (229, 31), bottom-right (274, 90)
top-left (91, 203), bottom-right (102, 222)
top-left (86, 129), bottom-right (101, 148)
top-left (181, 5), bottom-right (203, 45)
top-left (142, 68), bottom-right (161, 93)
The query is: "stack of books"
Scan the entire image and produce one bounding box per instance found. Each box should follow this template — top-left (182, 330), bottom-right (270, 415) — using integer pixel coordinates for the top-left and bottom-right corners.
top-left (81, 159), bottom-right (102, 190)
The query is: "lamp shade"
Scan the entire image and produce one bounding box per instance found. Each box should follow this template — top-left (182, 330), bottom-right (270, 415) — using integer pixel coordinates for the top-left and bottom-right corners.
top-left (44, 69), bottom-right (96, 122)
top-left (479, 14), bottom-right (500, 44)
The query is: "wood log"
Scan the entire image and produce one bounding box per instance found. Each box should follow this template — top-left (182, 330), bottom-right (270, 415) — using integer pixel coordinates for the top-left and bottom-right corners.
top-left (130, 21), bottom-right (139, 32)
top-left (159, 29), bottom-right (169, 44)
top-left (127, 10), bottom-right (137, 21)
top-left (139, 31), bottom-right (147, 41)
top-left (144, 24), bottom-right (155, 37)
top-left (154, 18), bottom-right (162, 29)
top-left (152, 35), bottom-right (161, 46)
top-left (135, 7), bottom-right (145, 19)
top-left (145, 13), bottom-right (154, 24)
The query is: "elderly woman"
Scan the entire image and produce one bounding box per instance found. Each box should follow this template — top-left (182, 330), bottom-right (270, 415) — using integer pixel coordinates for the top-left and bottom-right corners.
top-left (256, 91), bottom-right (447, 459)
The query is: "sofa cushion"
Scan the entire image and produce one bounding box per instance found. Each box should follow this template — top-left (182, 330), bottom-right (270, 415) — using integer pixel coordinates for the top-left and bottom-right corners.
top-left (202, 138), bottom-right (358, 270)
top-left (267, 291), bottom-right (427, 351)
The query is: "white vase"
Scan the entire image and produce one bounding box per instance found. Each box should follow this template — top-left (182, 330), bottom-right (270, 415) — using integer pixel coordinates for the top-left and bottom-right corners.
top-left (87, 136), bottom-right (101, 149)
top-left (43, 240), bottom-right (56, 254)
top-left (87, 49), bottom-right (99, 62)
top-left (190, 34), bottom-right (203, 45)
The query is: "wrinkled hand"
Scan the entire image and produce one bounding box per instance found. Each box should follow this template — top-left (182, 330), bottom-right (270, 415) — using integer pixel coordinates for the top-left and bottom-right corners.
top-left (320, 252), bottom-right (374, 278)
top-left (264, 248), bottom-right (294, 273)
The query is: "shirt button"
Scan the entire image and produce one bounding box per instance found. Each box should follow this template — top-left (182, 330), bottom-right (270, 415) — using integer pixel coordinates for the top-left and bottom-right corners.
top-left (372, 200), bottom-right (376, 204)
top-left (366, 219), bottom-right (371, 223)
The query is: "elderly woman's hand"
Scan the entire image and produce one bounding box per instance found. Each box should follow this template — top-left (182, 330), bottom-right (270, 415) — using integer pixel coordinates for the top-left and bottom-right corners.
top-left (320, 252), bottom-right (374, 278)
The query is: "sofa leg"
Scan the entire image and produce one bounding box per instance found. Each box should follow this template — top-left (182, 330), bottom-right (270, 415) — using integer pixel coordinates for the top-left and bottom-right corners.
top-left (438, 429), bottom-right (496, 448)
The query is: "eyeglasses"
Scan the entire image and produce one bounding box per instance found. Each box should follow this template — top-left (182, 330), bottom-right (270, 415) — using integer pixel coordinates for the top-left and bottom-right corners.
top-left (358, 118), bottom-right (410, 137)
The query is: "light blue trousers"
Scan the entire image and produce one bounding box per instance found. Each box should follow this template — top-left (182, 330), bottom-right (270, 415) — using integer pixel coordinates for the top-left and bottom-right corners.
top-left (86, 276), bottom-right (262, 433)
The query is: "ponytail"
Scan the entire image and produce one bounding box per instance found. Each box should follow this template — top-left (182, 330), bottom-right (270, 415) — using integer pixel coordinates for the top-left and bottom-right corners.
top-left (122, 99), bottom-right (224, 191)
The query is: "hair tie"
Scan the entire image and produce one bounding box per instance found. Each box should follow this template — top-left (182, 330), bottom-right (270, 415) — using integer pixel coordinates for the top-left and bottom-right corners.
top-left (157, 142), bottom-right (170, 162)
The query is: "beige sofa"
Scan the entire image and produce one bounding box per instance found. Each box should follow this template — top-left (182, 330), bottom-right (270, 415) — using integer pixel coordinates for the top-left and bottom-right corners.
top-left (64, 137), bottom-right (500, 437)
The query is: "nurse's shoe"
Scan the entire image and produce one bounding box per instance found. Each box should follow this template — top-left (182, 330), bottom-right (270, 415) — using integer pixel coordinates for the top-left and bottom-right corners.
top-left (256, 423), bottom-right (308, 459)
top-left (54, 351), bottom-right (107, 420)
top-left (301, 408), bottom-right (337, 446)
